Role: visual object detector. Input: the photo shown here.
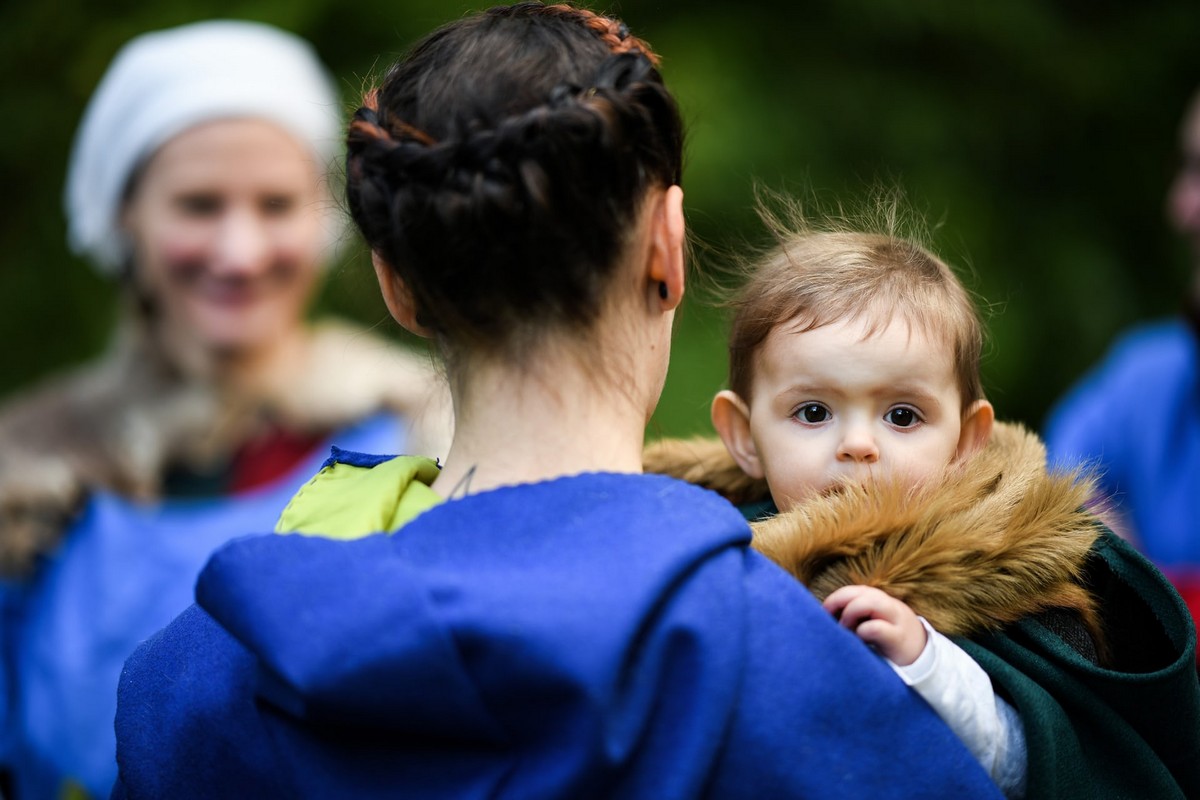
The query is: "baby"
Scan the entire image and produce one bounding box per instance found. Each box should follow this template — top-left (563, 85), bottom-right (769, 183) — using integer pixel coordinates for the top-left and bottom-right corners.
top-left (715, 212), bottom-right (1029, 791)
top-left (648, 201), bottom-right (1109, 798)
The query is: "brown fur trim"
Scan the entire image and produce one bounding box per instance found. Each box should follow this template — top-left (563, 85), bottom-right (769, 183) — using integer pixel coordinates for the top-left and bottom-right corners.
top-left (754, 422), bottom-right (1105, 649)
top-left (0, 318), bottom-right (450, 577)
top-left (647, 422), bottom-right (1106, 653)
top-left (642, 436), bottom-right (771, 505)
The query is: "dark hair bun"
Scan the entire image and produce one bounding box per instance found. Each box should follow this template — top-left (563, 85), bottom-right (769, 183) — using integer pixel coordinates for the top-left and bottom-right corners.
top-left (346, 5), bottom-right (683, 355)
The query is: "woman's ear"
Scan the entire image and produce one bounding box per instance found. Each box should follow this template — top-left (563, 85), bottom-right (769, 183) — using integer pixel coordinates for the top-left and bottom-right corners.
top-left (372, 251), bottom-right (434, 338)
top-left (956, 398), bottom-right (995, 460)
top-left (711, 390), bottom-right (765, 479)
top-left (646, 185), bottom-right (685, 310)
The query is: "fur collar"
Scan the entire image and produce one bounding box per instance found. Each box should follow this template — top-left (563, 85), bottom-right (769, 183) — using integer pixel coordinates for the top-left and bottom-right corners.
top-left (0, 319), bottom-right (450, 576)
top-left (646, 422), bottom-right (1104, 644)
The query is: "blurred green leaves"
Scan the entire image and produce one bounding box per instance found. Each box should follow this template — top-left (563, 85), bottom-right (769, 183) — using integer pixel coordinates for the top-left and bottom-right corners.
top-left (2, 0), bottom-right (1196, 439)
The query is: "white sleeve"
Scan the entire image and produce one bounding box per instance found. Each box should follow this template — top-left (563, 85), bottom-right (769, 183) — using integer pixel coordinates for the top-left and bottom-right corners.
top-left (889, 618), bottom-right (1027, 799)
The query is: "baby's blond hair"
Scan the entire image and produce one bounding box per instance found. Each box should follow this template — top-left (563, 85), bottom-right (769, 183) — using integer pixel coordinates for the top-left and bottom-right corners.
top-left (728, 193), bottom-right (985, 412)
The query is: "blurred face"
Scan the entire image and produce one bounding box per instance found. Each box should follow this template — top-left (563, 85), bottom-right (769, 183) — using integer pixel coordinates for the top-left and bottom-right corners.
top-left (122, 119), bottom-right (326, 358)
top-left (744, 316), bottom-right (966, 511)
top-left (1168, 96), bottom-right (1200, 258)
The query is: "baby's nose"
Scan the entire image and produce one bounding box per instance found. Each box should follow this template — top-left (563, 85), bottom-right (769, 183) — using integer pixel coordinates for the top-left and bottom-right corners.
top-left (837, 427), bottom-right (879, 464)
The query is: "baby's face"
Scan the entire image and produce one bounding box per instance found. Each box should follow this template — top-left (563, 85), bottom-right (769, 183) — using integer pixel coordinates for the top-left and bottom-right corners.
top-left (745, 316), bottom-right (965, 512)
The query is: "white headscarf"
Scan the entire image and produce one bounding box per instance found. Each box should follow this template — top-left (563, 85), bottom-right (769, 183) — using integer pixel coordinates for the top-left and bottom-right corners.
top-left (64, 20), bottom-right (343, 274)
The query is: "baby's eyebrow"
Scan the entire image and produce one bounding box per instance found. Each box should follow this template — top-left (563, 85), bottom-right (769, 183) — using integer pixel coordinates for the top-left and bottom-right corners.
top-left (767, 383), bottom-right (833, 413)
top-left (775, 382), bottom-right (840, 399)
top-left (872, 384), bottom-right (943, 406)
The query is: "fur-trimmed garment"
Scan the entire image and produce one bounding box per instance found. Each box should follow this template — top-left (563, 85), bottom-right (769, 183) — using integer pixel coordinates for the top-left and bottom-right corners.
top-left (0, 315), bottom-right (449, 799)
top-left (759, 423), bottom-right (1103, 646)
top-left (0, 317), bottom-right (450, 577)
top-left (645, 421), bottom-right (1200, 799)
top-left (646, 423), bottom-right (1102, 637)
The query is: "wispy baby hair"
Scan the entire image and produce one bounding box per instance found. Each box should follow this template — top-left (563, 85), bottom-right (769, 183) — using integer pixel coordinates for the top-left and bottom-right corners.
top-left (727, 188), bottom-right (986, 411)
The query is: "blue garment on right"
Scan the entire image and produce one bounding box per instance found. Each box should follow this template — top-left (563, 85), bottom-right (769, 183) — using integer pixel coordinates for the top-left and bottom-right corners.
top-left (1046, 318), bottom-right (1200, 673)
top-left (111, 466), bottom-right (1001, 799)
top-left (1046, 319), bottom-right (1199, 567)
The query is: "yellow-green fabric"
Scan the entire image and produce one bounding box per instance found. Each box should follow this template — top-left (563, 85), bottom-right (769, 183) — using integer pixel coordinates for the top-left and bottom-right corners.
top-left (275, 455), bottom-right (442, 539)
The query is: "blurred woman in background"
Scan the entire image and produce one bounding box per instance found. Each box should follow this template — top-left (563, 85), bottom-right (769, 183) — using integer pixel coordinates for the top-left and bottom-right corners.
top-left (0, 20), bottom-right (449, 799)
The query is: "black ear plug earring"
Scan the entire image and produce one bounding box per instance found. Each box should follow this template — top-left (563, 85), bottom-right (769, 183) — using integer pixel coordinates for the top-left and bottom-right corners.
top-left (658, 281), bottom-right (668, 300)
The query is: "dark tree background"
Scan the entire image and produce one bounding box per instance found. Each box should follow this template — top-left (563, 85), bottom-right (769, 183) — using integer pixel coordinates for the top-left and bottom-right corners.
top-left (1, 0), bottom-right (1197, 439)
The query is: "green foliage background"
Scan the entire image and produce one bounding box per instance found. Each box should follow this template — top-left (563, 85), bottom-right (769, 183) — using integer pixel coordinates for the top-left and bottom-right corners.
top-left (1, 0), bottom-right (1197, 439)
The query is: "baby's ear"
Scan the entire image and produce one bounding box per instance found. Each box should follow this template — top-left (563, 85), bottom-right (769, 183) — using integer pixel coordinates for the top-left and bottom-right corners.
top-left (956, 399), bottom-right (995, 460)
top-left (711, 390), bottom-right (765, 479)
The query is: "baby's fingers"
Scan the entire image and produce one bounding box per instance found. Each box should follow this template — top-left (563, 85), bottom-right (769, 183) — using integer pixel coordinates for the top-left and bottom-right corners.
top-left (823, 585), bottom-right (896, 627)
top-left (829, 588), bottom-right (897, 632)
top-left (822, 584), bottom-right (871, 617)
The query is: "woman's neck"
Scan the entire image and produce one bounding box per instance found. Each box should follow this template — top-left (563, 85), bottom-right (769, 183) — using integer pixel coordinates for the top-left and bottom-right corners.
top-left (132, 313), bottom-right (311, 398)
top-left (432, 354), bottom-right (649, 499)
top-left (206, 334), bottom-right (310, 398)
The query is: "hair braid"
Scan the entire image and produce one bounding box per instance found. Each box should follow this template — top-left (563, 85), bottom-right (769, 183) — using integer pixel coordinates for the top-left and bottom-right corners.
top-left (344, 2), bottom-right (683, 361)
top-left (538, 4), bottom-right (662, 66)
top-left (347, 88), bottom-right (434, 152)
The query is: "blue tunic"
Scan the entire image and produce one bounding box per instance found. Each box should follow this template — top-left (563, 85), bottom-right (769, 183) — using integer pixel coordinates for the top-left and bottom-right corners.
top-left (112, 464), bottom-right (1001, 798)
top-left (0, 413), bottom-right (405, 800)
top-left (1045, 319), bottom-right (1200, 634)
top-left (1046, 319), bottom-right (1199, 566)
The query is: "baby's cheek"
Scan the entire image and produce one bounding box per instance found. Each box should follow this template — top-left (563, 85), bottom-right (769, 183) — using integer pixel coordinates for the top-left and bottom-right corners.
top-left (764, 472), bottom-right (821, 513)
top-left (892, 457), bottom-right (946, 494)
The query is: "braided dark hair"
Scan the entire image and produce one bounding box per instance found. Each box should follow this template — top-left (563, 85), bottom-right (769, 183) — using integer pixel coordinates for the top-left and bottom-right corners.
top-left (346, 2), bottom-right (683, 358)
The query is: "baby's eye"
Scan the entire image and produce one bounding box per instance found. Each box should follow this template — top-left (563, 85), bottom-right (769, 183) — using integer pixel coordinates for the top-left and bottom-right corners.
top-left (795, 403), bottom-right (830, 424)
top-left (885, 407), bottom-right (920, 428)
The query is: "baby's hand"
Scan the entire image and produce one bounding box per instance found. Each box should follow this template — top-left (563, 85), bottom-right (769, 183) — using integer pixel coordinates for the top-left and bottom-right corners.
top-left (822, 585), bottom-right (927, 666)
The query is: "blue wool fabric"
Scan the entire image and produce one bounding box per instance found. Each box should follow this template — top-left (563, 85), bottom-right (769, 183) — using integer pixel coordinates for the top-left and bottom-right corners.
top-left (0, 413), bottom-right (405, 800)
top-left (112, 468), bottom-right (1001, 798)
top-left (1046, 319), bottom-right (1200, 568)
